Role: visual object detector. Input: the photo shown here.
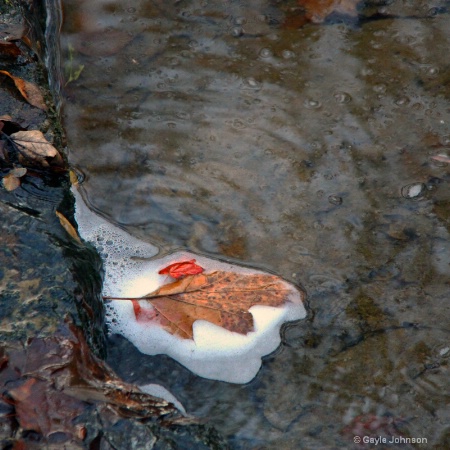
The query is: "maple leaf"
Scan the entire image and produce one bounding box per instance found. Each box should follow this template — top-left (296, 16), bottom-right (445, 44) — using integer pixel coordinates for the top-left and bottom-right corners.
top-left (158, 259), bottom-right (204, 279)
top-left (106, 271), bottom-right (301, 339)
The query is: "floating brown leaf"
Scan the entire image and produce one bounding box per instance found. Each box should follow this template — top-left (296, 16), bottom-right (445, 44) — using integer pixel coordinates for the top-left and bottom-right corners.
top-left (0, 70), bottom-right (47, 110)
top-left (107, 271), bottom-right (298, 339)
top-left (10, 130), bottom-right (64, 169)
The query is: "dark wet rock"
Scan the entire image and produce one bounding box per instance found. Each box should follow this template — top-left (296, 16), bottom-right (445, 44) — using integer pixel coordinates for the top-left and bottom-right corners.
top-left (0, 184), bottom-right (105, 354)
top-left (0, 2), bottom-right (228, 449)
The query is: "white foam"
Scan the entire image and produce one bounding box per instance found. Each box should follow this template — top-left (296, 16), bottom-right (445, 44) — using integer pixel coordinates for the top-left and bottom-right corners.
top-left (73, 186), bottom-right (307, 383)
top-left (72, 188), bottom-right (159, 297)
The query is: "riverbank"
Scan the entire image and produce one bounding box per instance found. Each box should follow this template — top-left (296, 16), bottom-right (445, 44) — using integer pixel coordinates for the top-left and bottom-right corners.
top-left (0, 2), bottom-right (227, 448)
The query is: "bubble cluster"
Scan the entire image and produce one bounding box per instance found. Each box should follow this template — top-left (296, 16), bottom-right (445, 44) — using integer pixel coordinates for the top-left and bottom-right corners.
top-left (72, 188), bottom-right (159, 297)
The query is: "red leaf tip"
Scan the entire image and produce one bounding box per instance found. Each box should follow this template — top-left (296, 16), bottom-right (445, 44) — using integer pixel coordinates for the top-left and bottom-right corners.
top-left (158, 259), bottom-right (204, 279)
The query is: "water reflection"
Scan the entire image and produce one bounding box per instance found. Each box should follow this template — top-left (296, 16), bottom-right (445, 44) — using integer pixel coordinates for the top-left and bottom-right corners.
top-left (61, 0), bottom-right (450, 447)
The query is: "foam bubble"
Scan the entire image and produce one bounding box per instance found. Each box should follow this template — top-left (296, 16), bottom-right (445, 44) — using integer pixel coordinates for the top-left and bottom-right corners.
top-left (73, 186), bottom-right (307, 383)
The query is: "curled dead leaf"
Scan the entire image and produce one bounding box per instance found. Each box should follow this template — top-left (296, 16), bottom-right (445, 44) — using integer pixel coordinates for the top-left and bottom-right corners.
top-left (69, 169), bottom-right (80, 185)
top-left (2, 167), bottom-right (27, 191)
top-left (56, 210), bottom-right (82, 243)
top-left (0, 70), bottom-right (47, 110)
top-left (10, 130), bottom-right (65, 169)
top-left (2, 173), bottom-right (21, 191)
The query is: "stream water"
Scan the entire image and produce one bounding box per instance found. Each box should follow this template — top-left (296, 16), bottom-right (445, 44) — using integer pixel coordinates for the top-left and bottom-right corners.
top-left (59, 0), bottom-right (450, 448)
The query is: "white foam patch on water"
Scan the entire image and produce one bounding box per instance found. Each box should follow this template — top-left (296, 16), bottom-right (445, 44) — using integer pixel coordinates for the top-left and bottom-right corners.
top-left (72, 188), bottom-right (159, 296)
top-left (73, 186), bottom-right (307, 383)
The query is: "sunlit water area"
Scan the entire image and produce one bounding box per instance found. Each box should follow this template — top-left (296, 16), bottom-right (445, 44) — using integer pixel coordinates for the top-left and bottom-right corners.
top-left (60, 0), bottom-right (450, 447)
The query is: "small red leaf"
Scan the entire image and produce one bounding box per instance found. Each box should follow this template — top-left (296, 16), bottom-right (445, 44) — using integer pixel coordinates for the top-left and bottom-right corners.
top-left (158, 259), bottom-right (204, 279)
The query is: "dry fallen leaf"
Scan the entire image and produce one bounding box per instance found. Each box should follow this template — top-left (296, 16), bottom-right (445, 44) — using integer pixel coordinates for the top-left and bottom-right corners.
top-left (0, 70), bottom-right (47, 110)
top-left (0, 325), bottom-right (182, 447)
top-left (56, 210), bottom-right (82, 243)
top-left (106, 271), bottom-right (299, 339)
top-left (10, 130), bottom-right (64, 169)
top-left (69, 169), bottom-right (80, 185)
top-left (2, 167), bottom-right (27, 191)
top-left (8, 377), bottom-right (85, 437)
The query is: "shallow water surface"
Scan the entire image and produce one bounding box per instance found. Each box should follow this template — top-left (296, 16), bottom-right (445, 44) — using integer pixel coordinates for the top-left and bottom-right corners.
top-left (61, 0), bottom-right (450, 447)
